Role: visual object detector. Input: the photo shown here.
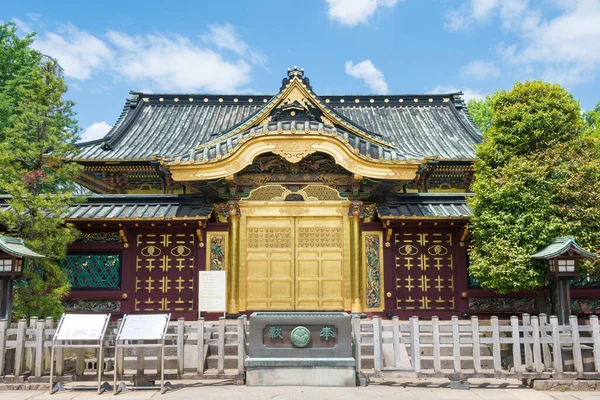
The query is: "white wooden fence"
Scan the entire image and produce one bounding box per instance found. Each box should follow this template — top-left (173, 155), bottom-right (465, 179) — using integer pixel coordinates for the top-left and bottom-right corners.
top-left (352, 314), bottom-right (600, 380)
top-left (1, 314), bottom-right (600, 383)
top-left (0, 316), bottom-right (246, 381)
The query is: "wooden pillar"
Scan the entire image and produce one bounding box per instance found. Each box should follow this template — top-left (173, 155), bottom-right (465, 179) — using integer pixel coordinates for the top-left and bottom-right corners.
top-left (227, 200), bottom-right (240, 314)
top-left (350, 201), bottom-right (363, 313)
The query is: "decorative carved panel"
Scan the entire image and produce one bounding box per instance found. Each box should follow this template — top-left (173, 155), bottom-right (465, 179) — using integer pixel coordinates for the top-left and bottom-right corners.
top-left (468, 297), bottom-right (536, 311)
top-left (394, 231), bottom-right (456, 311)
top-left (207, 232), bottom-right (227, 271)
top-left (364, 233), bottom-right (384, 310)
top-left (247, 228), bottom-right (292, 249)
top-left (135, 232), bottom-right (195, 312)
top-left (297, 227), bottom-right (342, 248)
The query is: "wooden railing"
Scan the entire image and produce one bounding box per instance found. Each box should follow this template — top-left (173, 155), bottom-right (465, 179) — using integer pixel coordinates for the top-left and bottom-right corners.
top-left (351, 314), bottom-right (600, 380)
top-left (2, 314), bottom-right (600, 383)
top-left (0, 316), bottom-right (246, 381)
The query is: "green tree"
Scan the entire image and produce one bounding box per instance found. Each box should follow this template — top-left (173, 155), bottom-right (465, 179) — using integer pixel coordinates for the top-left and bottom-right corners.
top-left (476, 81), bottom-right (583, 170)
top-left (0, 54), bottom-right (82, 319)
top-left (0, 22), bottom-right (41, 139)
top-left (584, 101), bottom-right (600, 138)
top-left (468, 81), bottom-right (599, 311)
top-left (467, 94), bottom-right (494, 134)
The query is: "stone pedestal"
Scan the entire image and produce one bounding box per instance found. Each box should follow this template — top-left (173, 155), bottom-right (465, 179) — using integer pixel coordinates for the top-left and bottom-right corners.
top-left (245, 312), bottom-right (355, 386)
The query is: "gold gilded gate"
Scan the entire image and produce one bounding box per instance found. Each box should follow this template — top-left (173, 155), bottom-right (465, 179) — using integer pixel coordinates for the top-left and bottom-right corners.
top-left (241, 210), bottom-right (349, 311)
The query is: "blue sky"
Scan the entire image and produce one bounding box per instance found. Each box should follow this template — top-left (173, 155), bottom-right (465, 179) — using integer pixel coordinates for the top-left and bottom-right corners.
top-left (3, 0), bottom-right (600, 142)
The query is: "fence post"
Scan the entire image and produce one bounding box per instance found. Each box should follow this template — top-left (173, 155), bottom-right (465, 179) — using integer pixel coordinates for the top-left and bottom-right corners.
top-left (237, 316), bottom-right (246, 377)
top-left (591, 315), bottom-right (600, 373)
top-left (34, 319), bottom-right (45, 377)
top-left (0, 319), bottom-right (7, 376)
top-left (14, 318), bottom-right (27, 376)
top-left (432, 316), bottom-right (441, 374)
top-left (409, 316), bottom-right (420, 373)
top-left (352, 314), bottom-right (362, 373)
top-left (511, 316), bottom-right (522, 373)
top-left (218, 317), bottom-right (225, 374)
top-left (522, 313), bottom-right (533, 369)
top-left (531, 316), bottom-right (543, 373)
top-left (115, 318), bottom-right (123, 378)
top-left (491, 316), bottom-right (501, 373)
top-left (570, 315), bottom-right (583, 373)
top-left (539, 313), bottom-right (552, 369)
top-left (392, 316), bottom-right (402, 369)
top-left (373, 316), bottom-right (383, 373)
top-left (451, 316), bottom-right (461, 373)
top-left (471, 316), bottom-right (481, 374)
top-left (176, 318), bottom-right (185, 377)
top-left (197, 318), bottom-right (205, 374)
top-left (27, 317), bottom-right (38, 372)
top-left (44, 317), bottom-right (53, 373)
top-left (550, 316), bottom-right (563, 373)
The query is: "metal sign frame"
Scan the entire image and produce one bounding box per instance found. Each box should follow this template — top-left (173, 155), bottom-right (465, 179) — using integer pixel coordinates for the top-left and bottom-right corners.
top-left (113, 313), bottom-right (171, 395)
top-left (49, 313), bottom-right (111, 394)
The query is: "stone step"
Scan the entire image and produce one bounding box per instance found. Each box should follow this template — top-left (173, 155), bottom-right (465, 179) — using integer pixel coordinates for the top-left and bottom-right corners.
top-left (206, 355), bottom-right (240, 370)
top-left (358, 343), bottom-right (493, 357)
top-left (358, 355), bottom-right (495, 371)
top-left (207, 343), bottom-right (240, 356)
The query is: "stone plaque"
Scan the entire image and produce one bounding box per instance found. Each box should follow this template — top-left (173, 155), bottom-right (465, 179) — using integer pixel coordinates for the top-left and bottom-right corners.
top-left (118, 314), bottom-right (169, 341)
top-left (55, 314), bottom-right (110, 341)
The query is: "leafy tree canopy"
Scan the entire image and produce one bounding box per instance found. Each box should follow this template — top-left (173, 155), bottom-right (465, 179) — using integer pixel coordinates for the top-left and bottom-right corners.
top-left (469, 81), bottom-right (599, 300)
top-left (467, 94), bottom-right (494, 134)
top-left (476, 81), bottom-right (584, 170)
top-left (0, 22), bottom-right (82, 319)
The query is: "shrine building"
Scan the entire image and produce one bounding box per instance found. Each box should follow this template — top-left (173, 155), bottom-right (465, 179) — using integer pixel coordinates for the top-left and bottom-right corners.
top-left (19, 67), bottom-right (596, 319)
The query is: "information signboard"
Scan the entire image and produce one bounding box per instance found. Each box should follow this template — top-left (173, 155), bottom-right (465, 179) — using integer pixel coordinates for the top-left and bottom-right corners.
top-left (118, 314), bottom-right (170, 341)
top-left (198, 271), bottom-right (226, 313)
top-left (55, 314), bottom-right (109, 341)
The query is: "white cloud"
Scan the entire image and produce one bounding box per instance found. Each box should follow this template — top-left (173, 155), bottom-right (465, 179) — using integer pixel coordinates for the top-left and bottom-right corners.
top-left (29, 22), bottom-right (261, 93)
top-left (430, 85), bottom-right (485, 102)
top-left (444, 0), bottom-right (540, 32)
top-left (79, 121), bottom-right (111, 142)
top-left (446, 0), bottom-right (600, 86)
top-left (345, 60), bottom-right (389, 94)
top-left (460, 60), bottom-right (501, 81)
top-left (34, 24), bottom-right (114, 80)
top-left (202, 24), bottom-right (248, 56)
top-left (12, 17), bottom-right (33, 34)
top-left (107, 31), bottom-right (252, 92)
top-left (325, 0), bottom-right (399, 27)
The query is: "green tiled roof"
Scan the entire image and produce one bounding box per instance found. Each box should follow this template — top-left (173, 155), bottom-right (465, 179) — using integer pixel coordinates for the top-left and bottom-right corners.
top-left (0, 236), bottom-right (44, 258)
top-left (531, 236), bottom-right (599, 259)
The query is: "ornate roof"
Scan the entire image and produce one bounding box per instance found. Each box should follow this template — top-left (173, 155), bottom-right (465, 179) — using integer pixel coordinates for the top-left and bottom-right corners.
top-left (531, 236), bottom-right (600, 259)
top-left (376, 193), bottom-right (472, 219)
top-left (69, 68), bottom-right (482, 164)
top-left (0, 195), bottom-right (213, 220)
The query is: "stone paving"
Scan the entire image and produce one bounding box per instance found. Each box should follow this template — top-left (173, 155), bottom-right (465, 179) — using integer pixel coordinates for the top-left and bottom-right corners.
top-left (2, 379), bottom-right (600, 400)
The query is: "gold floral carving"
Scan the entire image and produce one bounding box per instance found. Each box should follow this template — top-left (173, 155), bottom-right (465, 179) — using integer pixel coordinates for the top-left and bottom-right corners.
top-left (297, 227), bottom-right (342, 248)
top-left (278, 206), bottom-right (310, 216)
top-left (270, 140), bottom-right (318, 163)
top-left (247, 228), bottom-right (291, 248)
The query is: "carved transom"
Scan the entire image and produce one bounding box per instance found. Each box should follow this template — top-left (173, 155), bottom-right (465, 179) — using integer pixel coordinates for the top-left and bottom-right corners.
top-left (245, 184), bottom-right (343, 202)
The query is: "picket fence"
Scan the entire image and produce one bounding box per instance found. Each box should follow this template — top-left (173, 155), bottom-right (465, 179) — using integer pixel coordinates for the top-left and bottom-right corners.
top-left (1, 314), bottom-right (600, 383)
top-left (0, 316), bottom-right (246, 381)
top-left (353, 314), bottom-right (600, 380)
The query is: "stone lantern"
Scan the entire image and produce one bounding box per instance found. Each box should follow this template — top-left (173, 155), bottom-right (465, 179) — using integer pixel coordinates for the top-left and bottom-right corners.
top-left (532, 236), bottom-right (599, 325)
top-left (0, 236), bottom-right (45, 320)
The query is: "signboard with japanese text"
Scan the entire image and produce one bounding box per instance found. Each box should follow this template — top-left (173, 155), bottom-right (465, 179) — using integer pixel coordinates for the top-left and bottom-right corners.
top-left (198, 271), bottom-right (226, 313)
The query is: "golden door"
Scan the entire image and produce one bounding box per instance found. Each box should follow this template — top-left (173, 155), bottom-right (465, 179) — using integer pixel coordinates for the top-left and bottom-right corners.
top-left (244, 217), bottom-right (345, 310)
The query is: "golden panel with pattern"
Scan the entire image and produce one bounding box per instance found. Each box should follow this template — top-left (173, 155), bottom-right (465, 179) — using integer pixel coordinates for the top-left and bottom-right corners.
top-left (247, 227), bottom-right (292, 249)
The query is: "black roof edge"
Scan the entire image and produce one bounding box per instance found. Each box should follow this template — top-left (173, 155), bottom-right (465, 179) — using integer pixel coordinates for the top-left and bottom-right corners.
top-left (384, 193), bottom-right (473, 203)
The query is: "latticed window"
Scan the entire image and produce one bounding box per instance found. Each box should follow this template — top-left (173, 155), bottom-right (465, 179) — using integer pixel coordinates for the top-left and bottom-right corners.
top-left (61, 253), bottom-right (121, 289)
